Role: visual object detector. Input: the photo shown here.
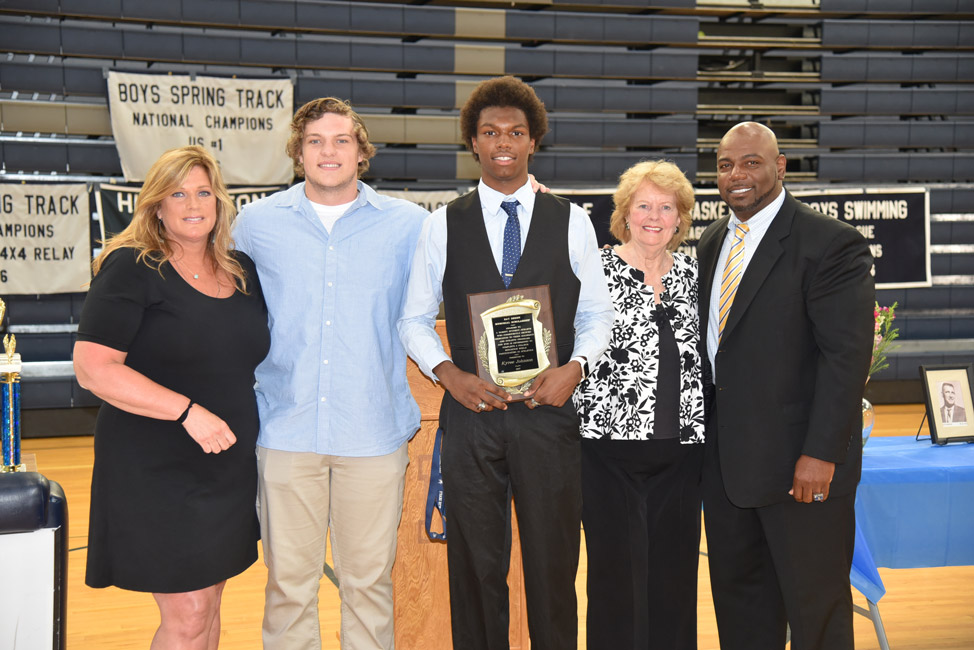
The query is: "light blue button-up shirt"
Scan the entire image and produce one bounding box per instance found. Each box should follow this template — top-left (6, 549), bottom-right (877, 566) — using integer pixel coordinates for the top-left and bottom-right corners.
top-left (233, 181), bottom-right (429, 457)
top-left (398, 179), bottom-right (614, 381)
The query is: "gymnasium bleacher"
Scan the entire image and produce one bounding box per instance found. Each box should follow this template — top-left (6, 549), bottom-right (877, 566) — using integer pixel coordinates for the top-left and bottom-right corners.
top-left (0, 0), bottom-right (970, 433)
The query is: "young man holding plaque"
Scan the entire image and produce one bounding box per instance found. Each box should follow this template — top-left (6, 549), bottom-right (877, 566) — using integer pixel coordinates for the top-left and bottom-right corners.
top-left (398, 75), bottom-right (613, 650)
top-left (233, 98), bottom-right (428, 650)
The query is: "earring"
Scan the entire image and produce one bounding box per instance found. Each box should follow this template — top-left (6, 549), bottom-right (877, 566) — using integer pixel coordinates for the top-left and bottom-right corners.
top-left (625, 222), bottom-right (630, 230)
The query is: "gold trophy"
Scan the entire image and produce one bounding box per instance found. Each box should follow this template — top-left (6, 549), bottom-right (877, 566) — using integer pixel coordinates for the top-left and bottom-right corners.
top-left (0, 299), bottom-right (25, 472)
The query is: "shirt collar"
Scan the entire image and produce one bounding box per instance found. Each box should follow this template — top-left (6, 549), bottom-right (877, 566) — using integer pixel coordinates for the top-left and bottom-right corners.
top-left (728, 186), bottom-right (786, 233)
top-left (282, 180), bottom-right (384, 213)
top-left (478, 178), bottom-right (535, 218)
top-left (356, 181), bottom-right (387, 211)
top-left (278, 182), bottom-right (308, 211)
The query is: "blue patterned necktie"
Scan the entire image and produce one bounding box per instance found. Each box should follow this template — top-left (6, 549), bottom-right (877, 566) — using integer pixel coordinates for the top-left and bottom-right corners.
top-left (500, 199), bottom-right (521, 288)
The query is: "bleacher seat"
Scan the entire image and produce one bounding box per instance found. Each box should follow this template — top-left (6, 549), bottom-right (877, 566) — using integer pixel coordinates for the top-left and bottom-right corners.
top-left (822, 19), bottom-right (971, 48)
top-left (818, 153), bottom-right (973, 182)
top-left (818, 119), bottom-right (974, 149)
top-left (820, 87), bottom-right (974, 116)
top-left (821, 53), bottom-right (973, 83)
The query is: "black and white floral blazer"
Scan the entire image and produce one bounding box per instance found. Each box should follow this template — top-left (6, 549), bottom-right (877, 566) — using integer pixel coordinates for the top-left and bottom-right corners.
top-left (575, 248), bottom-right (705, 444)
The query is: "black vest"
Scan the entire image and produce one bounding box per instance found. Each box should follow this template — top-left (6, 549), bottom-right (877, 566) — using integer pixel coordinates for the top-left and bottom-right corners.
top-left (442, 189), bottom-right (580, 375)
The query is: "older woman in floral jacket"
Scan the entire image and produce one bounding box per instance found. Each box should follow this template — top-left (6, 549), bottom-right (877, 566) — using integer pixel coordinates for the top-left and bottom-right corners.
top-left (574, 159), bottom-right (705, 650)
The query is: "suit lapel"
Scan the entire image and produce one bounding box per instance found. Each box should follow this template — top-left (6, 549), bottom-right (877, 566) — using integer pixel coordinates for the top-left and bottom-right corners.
top-left (719, 193), bottom-right (796, 343)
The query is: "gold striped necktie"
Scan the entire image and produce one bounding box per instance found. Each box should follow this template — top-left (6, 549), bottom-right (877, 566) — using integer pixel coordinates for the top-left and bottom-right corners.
top-left (718, 223), bottom-right (749, 342)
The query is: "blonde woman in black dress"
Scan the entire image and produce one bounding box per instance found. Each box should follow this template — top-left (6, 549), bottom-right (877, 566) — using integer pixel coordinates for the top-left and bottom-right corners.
top-left (74, 146), bottom-right (269, 650)
top-left (574, 160), bottom-right (705, 650)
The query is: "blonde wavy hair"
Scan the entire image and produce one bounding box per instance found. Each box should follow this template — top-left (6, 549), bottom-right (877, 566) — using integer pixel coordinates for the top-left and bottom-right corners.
top-left (609, 160), bottom-right (695, 251)
top-left (92, 146), bottom-right (248, 292)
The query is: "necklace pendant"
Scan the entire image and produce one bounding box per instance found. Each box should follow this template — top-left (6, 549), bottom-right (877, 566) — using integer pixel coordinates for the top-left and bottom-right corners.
top-left (193, 274), bottom-right (199, 279)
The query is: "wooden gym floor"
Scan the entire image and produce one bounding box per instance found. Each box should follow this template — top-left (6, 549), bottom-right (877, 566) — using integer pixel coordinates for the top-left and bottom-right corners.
top-left (22, 403), bottom-right (974, 649)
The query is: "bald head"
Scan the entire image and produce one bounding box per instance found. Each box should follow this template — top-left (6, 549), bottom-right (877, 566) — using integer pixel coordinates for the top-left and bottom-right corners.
top-left (716, 121), bottom-right (786, 222)
top-left (719, 122), bottom-right (780, 154)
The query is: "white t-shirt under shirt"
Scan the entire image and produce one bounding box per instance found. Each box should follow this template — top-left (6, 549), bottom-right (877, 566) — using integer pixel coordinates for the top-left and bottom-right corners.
top-left (310, 198), bottom-right (355, 233)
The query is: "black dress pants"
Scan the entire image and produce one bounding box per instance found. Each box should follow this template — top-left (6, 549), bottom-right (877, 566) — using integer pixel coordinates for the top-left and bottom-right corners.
top-left (581, 437), bottom-right (704, 650)
top-left (441, 398), bottom-right (582, 650)
top-left (702, 429), bottom-right (857, 650)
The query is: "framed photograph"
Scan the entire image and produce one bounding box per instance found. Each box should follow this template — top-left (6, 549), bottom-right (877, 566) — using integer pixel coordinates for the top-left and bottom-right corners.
top-left (920, 364), bottom-right (974, 445)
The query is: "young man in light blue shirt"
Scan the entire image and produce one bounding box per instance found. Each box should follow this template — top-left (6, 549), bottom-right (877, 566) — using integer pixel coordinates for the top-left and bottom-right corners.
top-left (233, 97), bottom-right (428, 650)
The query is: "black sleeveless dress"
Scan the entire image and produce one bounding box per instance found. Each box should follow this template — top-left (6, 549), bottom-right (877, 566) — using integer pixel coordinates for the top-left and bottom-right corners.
top-left (79, 248), bottom-right (270, 593)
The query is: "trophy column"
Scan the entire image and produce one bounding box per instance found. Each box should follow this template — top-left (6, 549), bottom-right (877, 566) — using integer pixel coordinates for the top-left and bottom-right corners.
top-left (0, 297), bottom-right (68, 649)
top-left (0, 298), bottom-right (24, 473)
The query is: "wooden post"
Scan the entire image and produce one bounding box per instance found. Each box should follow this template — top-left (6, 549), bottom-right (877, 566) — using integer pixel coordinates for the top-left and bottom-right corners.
top-left (393, 322), bottom-right (529, 649)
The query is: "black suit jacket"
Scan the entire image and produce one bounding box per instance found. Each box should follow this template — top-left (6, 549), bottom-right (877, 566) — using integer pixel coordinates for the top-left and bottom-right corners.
top-left (698, 192), bottom-right (875, 508)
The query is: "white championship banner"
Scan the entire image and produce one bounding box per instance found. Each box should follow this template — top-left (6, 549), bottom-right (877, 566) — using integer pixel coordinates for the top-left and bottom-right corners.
top-left (0, 184), bottom-right (91, 294)
top-left (107, 71), bottom-right (293, 186)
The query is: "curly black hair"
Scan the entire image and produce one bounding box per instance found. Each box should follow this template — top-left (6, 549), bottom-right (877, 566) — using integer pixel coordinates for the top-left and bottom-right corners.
top-left (460, 76), bottom-right (549, 162)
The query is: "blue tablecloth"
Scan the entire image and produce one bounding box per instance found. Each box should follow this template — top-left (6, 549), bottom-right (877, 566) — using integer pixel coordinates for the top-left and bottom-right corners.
top-left (851, 436), bottom-right (974, 602)
top-left (851, 522), bottom-right (886, 603)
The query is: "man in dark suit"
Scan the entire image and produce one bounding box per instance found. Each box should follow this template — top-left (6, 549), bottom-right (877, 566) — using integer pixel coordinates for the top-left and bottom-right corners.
top-left (697, 122), bottom-right (874, 650)
top-left (940, 382), bottom-right (967, 424)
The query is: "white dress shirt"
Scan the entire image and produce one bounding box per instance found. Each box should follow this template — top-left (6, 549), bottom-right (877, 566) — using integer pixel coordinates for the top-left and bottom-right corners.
top-left (707, 188), bottom-right (787, 376)
top-left (398, 179), bottom-right (614, 381)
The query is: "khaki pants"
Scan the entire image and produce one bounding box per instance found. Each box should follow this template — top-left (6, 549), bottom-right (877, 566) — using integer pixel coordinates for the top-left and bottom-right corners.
top-left (257, 444), bottom-right (409, 650)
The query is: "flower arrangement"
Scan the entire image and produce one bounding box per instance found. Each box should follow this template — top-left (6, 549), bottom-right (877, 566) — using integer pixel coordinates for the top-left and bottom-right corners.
top-left (868, 302), bottom-right (899, 379)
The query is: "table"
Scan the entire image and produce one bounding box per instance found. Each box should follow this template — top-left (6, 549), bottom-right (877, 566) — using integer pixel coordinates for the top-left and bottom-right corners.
top-left (857, 435), bottom-right (974, 569)
top-left (851, 435), bottom-right (974, 649)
